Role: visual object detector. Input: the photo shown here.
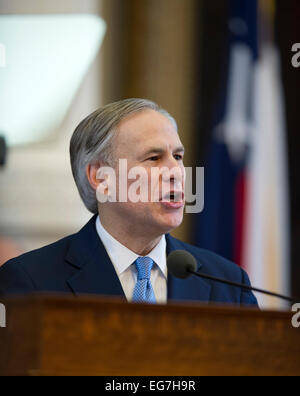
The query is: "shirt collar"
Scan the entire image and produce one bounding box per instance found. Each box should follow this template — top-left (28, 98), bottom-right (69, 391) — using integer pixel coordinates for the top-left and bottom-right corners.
top-left (95, 216), bottom-right (167, 278)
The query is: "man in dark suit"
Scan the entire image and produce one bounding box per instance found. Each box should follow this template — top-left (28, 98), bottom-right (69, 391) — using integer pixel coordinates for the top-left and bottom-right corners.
top-left (0, 99), bottom-right (257, 306)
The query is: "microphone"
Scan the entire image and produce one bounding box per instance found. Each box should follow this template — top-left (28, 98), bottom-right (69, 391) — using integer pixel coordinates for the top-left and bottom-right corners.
top-left (167, 250), bottom-right (299, 304)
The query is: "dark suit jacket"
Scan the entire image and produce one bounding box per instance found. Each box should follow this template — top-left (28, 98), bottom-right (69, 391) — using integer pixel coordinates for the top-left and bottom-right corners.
top-left (0, 215), bottom-right (258, 306)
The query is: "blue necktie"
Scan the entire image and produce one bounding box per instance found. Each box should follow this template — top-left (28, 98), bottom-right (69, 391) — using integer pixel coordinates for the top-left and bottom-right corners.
top-left (132, 257), bottom-right (156, 304)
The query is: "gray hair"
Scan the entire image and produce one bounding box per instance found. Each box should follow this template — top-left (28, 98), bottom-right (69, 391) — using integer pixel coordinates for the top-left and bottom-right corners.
top-left (70, 98), bottom-right (178, 214)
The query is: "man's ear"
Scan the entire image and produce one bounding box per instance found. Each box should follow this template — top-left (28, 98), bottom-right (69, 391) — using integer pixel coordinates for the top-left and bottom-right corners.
top-left (86, 162), bottom-right (117, 203)
top-left (86, 163), bottom-right (102, 191)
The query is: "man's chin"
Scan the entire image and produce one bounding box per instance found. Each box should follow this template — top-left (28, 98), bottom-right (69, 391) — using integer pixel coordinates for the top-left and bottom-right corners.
top-left (156, 211), bottom-right (184, 234)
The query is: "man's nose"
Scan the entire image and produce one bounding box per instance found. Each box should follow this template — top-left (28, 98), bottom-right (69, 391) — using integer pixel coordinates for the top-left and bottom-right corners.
top-left (164, 154), bottom-right (181, 169)
top-left (161, 156), bottom-right (184, 184)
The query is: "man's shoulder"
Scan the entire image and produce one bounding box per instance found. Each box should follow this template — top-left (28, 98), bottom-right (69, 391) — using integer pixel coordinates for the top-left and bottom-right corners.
top-left (0, 233), bottom-right (78, 295)
top-left (167, 235), bottom-right (243, 279)
top-left (1, 233), bottom-right (75, 276)
top-left (2, 215), bottom-right (99, 271)
top-left (0, 216), bottom-right (100, 296)
top-left (167, 235), bottom-right (258, 306)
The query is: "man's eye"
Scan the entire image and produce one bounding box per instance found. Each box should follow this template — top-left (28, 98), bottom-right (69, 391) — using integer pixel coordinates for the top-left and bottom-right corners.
top-left (174, 154), bottom-right (183, 160)
top-left (148, 156), bottom-right (159, 161)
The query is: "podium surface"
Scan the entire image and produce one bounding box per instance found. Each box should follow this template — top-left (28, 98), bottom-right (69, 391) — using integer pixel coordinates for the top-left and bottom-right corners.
top-left (0, 295), bottom-right (299, 376)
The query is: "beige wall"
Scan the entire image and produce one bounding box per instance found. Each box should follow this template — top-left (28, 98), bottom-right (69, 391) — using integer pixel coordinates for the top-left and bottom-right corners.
top-left (0, 0), bottom-right (100, 14)
top-left (0, 0), bottom-right (104, 255)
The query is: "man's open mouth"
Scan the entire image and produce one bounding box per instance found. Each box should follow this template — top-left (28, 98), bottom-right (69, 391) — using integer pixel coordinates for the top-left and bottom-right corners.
top-left (160, 191), bottom-right (184, 203)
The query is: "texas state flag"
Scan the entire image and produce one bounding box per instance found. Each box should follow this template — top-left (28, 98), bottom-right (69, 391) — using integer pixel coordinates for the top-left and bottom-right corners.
top-left (195, 0), bottom-right (290, 309)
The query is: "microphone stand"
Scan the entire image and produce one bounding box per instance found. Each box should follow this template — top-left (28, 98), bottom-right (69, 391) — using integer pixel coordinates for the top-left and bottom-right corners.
top-left (188, 269), bottom-right (299, 305)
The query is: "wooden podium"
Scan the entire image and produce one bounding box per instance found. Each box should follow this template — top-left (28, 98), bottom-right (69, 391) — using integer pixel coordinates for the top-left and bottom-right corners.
top-left (0, 295), bottom-right (299, 376)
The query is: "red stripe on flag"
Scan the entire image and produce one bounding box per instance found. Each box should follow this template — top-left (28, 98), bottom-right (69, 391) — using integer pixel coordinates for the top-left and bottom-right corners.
top-left (234, 172), bottom-right (248, 267)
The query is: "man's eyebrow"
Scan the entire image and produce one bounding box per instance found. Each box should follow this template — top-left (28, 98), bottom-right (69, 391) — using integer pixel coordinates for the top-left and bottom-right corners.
top-left (174, 146), bottom-right (185, 153)
top-left (142, 146), bottom-right (185, 156)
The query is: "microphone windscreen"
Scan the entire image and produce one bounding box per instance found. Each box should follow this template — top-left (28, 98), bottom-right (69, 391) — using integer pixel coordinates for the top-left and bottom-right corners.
top-left (167, 250), bottom-right (197, 279)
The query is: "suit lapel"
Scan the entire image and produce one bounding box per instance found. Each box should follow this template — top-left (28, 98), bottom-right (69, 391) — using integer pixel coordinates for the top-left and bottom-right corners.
top-left (166, 234), bottom-right (212, 303)
top-left (65, 215), bottom-right (125, 298)
top-left (64, 216), bottom-right (211, 303)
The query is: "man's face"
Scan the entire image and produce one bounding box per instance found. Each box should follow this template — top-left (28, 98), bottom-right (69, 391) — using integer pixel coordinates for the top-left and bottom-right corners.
top-left (106, 109), bottom-right (185, 236)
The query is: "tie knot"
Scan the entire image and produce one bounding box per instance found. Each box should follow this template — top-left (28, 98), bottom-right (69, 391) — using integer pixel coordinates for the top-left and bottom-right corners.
top-left (135, 257), bottom-right (154, 281)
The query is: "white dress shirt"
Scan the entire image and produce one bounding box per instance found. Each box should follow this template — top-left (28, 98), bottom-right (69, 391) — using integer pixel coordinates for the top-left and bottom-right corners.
top-left (95, 216), bottom-right (168, 304)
